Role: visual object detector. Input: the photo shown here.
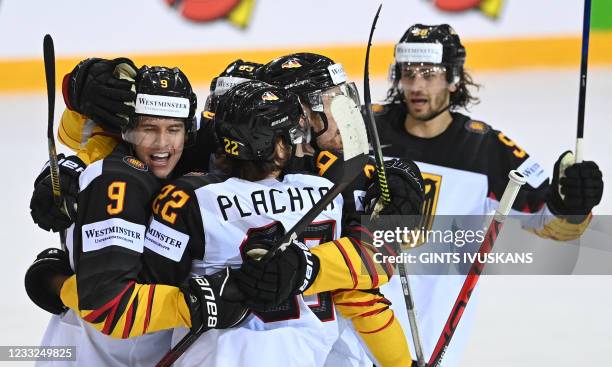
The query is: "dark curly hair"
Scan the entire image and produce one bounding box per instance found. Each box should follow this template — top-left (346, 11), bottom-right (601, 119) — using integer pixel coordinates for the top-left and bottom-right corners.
top-left (386, 69), bottom-right (481, 111)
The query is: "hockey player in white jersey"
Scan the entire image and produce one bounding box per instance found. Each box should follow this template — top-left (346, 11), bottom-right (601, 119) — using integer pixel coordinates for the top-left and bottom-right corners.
top-left (142, 80), bottom-right (344, 366)
top-left (374, 24), bottom-right (604, 366)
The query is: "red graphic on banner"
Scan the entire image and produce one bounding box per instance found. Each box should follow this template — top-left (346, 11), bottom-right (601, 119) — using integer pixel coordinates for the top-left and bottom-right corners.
top-left (165, 0), bottom-right (255, 28)
top-left (432, 0), bottom-right (504, 19)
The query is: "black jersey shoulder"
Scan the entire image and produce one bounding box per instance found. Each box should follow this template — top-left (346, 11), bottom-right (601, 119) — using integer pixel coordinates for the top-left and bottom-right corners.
top-left (372, 100), bottom-right (405, 132)
top-left (79, 144), bottom-right (160, 199)
top-left (311, 150), bottom-right (375, 185)
top-left (371, 102), bottom-right (395, 116)
top-left (374, 106), bottom-right (501, 176)
top-left (170, 172), bottom-right (228, 193)
top-left (105, 146), bottom-right (159, 191)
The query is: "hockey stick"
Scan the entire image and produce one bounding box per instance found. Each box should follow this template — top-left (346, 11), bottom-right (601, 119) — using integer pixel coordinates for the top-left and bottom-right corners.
top-left (362, 5), bottom-right (427, 366)
top-left (575, 0), bottom-right (591, 164)
top-left (363, 4), bottom-right (391, 216)
top-left (43, 34), bottom-right (67, 249)
top-left (427, 170), bottom-right (527, 367)
top-left (155, 96), bottom-right (369, 367)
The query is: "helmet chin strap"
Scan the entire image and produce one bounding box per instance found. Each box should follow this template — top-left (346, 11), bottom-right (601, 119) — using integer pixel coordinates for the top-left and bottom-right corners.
top-left (414, 103), bottom-right (451, 121)
top-left (313, 112), bottom-right (329, 138)
top-left (398, 86), bottom-right (453, 122)
top-left (307, 111), bottom-right (329, 152)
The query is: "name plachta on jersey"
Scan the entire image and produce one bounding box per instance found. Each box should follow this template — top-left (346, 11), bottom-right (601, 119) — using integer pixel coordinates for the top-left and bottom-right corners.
top-left (215, 184), bottom-right (335, 222)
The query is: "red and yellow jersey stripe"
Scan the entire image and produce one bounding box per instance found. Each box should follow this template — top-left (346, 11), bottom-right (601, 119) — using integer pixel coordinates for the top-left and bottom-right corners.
top-left (333, 289), bottom-right (412, 367)
top-left (60, 275), bottom-right (191, 338)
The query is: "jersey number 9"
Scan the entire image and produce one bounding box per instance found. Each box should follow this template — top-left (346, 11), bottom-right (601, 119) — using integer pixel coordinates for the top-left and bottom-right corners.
top-left (107, 181), bottom-right (126, 215)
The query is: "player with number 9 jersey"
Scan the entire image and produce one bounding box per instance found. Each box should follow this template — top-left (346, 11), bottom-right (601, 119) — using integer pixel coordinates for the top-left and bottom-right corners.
top-left (41, 66), bottom-right (198, 367)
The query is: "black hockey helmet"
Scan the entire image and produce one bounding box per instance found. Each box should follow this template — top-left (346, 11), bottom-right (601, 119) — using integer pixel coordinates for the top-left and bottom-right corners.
top-left (259, 53), bottom-right (359, 110)
top-left (214, 80), bottom-right (304, 161)
top-left (203, 59), bottom-right (263, 120)
top-left (260, 53), bottom-right (337, 97)
top-left (392, 24), bottom-right (466, 85)
top-left (130, 65), bottom-right (197, 133)
top-left (260, 53), bottom-right (360, 141)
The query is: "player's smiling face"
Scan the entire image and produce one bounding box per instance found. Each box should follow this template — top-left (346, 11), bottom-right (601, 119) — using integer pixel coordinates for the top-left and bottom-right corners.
top-left (399, 65), bottom-right (456, 121)
top-left (130, 116), bottom-right (185, 179)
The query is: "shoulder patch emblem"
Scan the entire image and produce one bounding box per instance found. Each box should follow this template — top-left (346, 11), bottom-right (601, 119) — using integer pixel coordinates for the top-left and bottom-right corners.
top-left (465, 120), bottom-right (490, 134)
top-left (372, 103), bottom-right (385, 113)
top-left (185, 171), bottom-right (206, 176)
top-left (202, 110), bottom-right (215, 120)
top-left (122, 156), bottom-right (148, 171)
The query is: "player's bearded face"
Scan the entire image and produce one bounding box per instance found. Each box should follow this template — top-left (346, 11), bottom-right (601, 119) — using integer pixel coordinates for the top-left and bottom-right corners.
top-left (302, 84), bottom-right (360, 152)
top-left (302, 103), bottom-right (342, 152)
top-left (399, 65), bottom-right (455, 121)
top-left (127, 116), bottom-right (186, 179)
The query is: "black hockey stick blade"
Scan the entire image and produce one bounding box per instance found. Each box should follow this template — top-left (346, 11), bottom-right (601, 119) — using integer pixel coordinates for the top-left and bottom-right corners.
top-left (43, 34), bottom-right (67, 248)
top-left (43, 34), bottom-right (62, 206)
top-left (575, 0), bottom-right (591, 163)
top-left (363, 4), bottom-right (391, 213)
top-left (44, 35), bottom-right (55, 140)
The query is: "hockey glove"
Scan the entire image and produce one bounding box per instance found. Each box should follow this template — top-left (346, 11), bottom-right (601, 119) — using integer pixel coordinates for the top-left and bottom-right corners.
top-left (548, 151), bottom-right (603, 218)
top-left (364, 158), bottom-right (425, 230)
top-left (63, 57), bottom-right (137, 133)
top-left (25, 248), bottom-right (73, 314)
top-left (183, 268), bottom-right (249, 334)
top-left (236, 239), bottom-right (320, 311)
top-left (30, 154), bottom-right (84, 232)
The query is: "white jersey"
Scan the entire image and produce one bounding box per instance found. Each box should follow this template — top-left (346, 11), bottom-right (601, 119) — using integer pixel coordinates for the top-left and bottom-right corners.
top-left (38, 311), bottom-right (171, 367)
top-left (381, 158), bottom-right (545, 367)
top-left (147, 173), bottom-right (344, 367)
top-left (376, 161), bottom-right (490, 367)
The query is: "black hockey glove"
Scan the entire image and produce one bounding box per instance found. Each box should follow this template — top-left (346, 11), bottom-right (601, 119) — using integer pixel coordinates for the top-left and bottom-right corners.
top-left (30, 154), bottom-right (84, 232)
top-left (548, 151), bottom-right (603, 219)
top-left (364, 158), bottom-right (425, 230)
top-left (236, 239), bottom-right (320, 311)
top-left (24, 248), bottom-right (73, 315)
top-left (183, 268), bottom-right (249, 334)
top-left (63, 57), bottom-right (137, 133)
